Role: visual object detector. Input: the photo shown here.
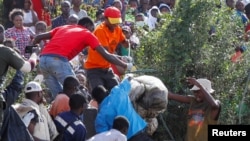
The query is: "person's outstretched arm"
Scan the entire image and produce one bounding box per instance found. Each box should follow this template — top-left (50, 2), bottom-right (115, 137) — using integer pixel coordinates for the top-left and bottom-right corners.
top-left (168, 91), bottom-right (192, 104)
top-left (95, 45), bottom-right (132, 70)
top-left (33, 32), bottom-right (52, 45)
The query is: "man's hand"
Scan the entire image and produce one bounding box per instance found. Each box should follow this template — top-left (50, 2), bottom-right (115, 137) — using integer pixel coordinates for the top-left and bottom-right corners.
top-left (122, 56), bottom-right (133, 63)
top-left (22, 112), bottom-right (35, 127)
top-left (126, 63), bottom-right (133, 71)
top-left (31, 45), bottom-right (41, 55)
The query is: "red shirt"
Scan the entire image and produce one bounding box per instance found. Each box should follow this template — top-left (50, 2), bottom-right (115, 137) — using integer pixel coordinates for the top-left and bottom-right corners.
top-left (41, 25), bottom-right (100, 60)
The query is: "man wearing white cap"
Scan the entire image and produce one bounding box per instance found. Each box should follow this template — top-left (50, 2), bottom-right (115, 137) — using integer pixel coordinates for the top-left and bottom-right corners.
top-left (14, 81), bottom-right (58, 141)
top-left (168, 77), bottom-right (221, 141)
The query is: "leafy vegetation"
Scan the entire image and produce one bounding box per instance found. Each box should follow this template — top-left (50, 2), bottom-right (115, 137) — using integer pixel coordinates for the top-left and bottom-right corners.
top-left (133, 0), bottom-right (250, 140)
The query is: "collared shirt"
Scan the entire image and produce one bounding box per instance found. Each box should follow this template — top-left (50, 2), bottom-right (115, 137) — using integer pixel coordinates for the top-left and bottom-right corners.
top-left (54, 111), bottom-right (87, 141)
top-left (52, 15), bottom-right (68, 29)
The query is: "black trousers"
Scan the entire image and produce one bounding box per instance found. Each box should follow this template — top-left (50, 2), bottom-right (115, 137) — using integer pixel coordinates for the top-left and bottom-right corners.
top-left (128, 130), bottom-right (154, 141)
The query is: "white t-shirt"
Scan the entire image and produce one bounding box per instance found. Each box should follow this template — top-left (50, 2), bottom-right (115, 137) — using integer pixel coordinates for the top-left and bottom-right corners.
top-left (23, 10), bottom-right (37, 33)
top-left (87, 129), bottom-right (127, 141)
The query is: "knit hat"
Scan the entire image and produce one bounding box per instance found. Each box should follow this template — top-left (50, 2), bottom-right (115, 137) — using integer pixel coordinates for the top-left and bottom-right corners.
top-left (24, 81), bottom-right (42, 93)
top-left (104, 6), bottom-right (122, 24)
top-left (190, 78), bottom-right (215, 93)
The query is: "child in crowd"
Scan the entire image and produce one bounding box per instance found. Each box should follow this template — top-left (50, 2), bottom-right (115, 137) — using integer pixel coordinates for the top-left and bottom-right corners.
top-left (34, 21), bottom-right (48, 50)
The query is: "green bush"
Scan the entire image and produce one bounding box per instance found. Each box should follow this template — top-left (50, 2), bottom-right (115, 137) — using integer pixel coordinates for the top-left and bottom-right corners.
top-left (134, 0), bottom-right (250, 140)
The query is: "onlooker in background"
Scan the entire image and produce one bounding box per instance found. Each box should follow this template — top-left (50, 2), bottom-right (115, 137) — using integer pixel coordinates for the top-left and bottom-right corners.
top-left (33, 16), bottom-right (130, 98)
top-left (87, 116), bottom-right (129, 141)
top-left (34, 21), bottom-right (48, 50)
top-left (103, 0), bottom-right (115, 8)
top-left (84, 6), bottom-right (131, 93)
top-left (14, 81), bottom-right (58, 141)
top-left (94, 8), bottom-right (105, 26)
top-left (134, 13), bottom-right (148, 28)
top-left (226, 0), bottom-right (235, 10)
top-left (124, 0), bottom-right (139, 26)
top-left (168, 78), bottom-right (221, 141)
top-left (234, 0), bottom-right (248, 25)
top-left (158, 3), bottom-right (172, 14)
top-left (23, 0), bottom-right (39, 33)
top-left (54, 93), bottom-right (88, 141)
top-left (5, 8), bottom-right (35, 58)
top-left (168, 0), bottom-right (176, 9)
top-left (32, 21), bottom-right (48, 84)
top-left (49, 75), bottom-right (80, 119)
top-left (31, 0), bottom-right (52, 27)
top-left (117, 25), bottom-right (132, 56)
top-left (92, 77), bottom-right (153, 141)
top-left (112, 0), bottom-right (123, 12)
top-left (70, 0), bottom-right (88, 19)
top-left (0, 24), bottom-right (39, 87)
top-left (67, 14), bottom-right (80, 25)
top-left (138, 0), bottom-right (150, 16)
top-left (147, 6), bottom-right (161, 31)
top-left (244, 2), bottom-right (250, 37)
top-left (52, 0), bottom-right (71, 29)
top-left (3, 0), bottom-right (25, 29)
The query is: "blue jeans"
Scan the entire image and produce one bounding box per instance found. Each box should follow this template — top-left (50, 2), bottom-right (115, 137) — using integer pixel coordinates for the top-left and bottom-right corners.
top-left (39, 55), bottom-right (75, 99)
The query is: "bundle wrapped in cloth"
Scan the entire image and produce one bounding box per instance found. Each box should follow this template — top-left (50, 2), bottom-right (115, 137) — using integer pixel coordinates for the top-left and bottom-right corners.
top-left (129, 75), bottom-right (168, 135)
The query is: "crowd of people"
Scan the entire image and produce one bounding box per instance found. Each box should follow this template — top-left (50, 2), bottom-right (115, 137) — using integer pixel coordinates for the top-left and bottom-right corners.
top-left (2, 0), bottom-right (250, 141)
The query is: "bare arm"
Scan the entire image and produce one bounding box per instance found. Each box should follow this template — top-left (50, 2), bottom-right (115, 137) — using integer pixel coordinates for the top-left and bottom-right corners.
top-left (168, 91), bottom-right (192, 103)
top-left (95, 45), bottom-right (127, 69)
top-left (33, 32), bottom-right (52, 45)
top-left (187, 77), bottom-right (221, 120)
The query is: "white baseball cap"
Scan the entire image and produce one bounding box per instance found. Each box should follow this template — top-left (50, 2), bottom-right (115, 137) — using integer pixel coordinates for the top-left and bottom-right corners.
top-left (24, 81), bottom-right (42, 93)
top-left (190, 78), bottom-right (215, 93)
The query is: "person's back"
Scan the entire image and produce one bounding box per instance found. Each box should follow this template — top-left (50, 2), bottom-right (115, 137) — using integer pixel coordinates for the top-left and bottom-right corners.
top-left (87, 115), bottom-right (129, 141)
top-left (49, 75), bottom-right (80, 119)
top-left (36, 17), bottom-right (100, 97)
top-left (92, 77), bottom-right (153, 141)
top-left (54, 93), bottom-right (88, 141)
